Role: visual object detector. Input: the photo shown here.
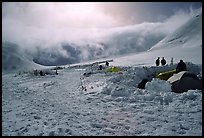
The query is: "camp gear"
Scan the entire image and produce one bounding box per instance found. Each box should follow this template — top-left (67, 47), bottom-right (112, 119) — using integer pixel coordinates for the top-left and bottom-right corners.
top-left (138, 79), bottom-right (148, 89)
top-left (167, 71), bottom-right (202, 93)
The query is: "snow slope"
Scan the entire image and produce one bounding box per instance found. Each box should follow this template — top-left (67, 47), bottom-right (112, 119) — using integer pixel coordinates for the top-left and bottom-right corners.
top-left (110, 10), bottom-right (202, 67)
top-left (150, 10), bottom-right (202, 50)
top-left (2, 10), bottom-right (201, 68)
top-left (62, 10), bottom-right (202, 68)
top-left (2, 9), bottom-right (202, 136)
top-left (2, 42), bottom-right (45, 72)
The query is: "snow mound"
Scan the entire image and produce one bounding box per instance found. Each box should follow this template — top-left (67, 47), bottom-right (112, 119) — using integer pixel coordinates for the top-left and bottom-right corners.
top-left (178, 89), bottom-right (201, 101)
top-left (145, 78), bottom-right (172, 92)
top-left (100, 62), bottom-right (201, 105)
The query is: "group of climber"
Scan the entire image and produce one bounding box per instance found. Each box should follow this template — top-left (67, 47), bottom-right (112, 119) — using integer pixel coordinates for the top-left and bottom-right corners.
top-left (155, 57), bottom-right (187, 73)
top-left (138, 58), bottom-right (187, 90)
top-left (99, 61), bottom-right (109, 70)
top-left (155, 57), bottom-right (168, 66)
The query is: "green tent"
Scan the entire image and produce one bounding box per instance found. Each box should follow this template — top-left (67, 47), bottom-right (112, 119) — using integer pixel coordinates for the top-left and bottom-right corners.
top-left (106, 66), bottom-right (121, 73)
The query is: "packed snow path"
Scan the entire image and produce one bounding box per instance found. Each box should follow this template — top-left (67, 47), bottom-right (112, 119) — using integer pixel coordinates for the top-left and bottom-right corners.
top-left (3, 68), bottom-right (113, 136)
top-left (2, 66), bottom-right (202, 136)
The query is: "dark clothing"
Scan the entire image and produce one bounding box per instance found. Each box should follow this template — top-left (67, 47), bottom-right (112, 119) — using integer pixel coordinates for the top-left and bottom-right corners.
top-left (137, 79), bottom-right (148, 89)
top-left (40, 71), bottom-right (44, 76)
top-left (105, 61), bottom-right (109, 66)
top-left (161, 58), bottom-right (166, 66)
top-left (170, 58), bottom-right (173, 65)
top-left (34, 69), bottom-right (38, 76)
top-left (176, 60), bottom-right (187, 73)
top-left (99, 65), bottom-right (103, 70)
top-left (156, 58), bottom-right (160, 66)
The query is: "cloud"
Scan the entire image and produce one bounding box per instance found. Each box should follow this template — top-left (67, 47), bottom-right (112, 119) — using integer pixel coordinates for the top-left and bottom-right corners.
top-left (161, 9), bottom-right (194, 33)
top-left (2, 2), bottom-right (119, 28)
top-left (2, 2), bottom-right (201, 65)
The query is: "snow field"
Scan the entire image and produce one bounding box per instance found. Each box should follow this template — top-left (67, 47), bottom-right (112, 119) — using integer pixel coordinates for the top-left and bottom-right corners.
top-left (2, 63), bottom-right (202, 136)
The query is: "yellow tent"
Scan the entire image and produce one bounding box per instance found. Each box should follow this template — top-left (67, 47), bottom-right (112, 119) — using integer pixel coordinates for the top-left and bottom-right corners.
top-left (156, 69), bottom-right (176, 80)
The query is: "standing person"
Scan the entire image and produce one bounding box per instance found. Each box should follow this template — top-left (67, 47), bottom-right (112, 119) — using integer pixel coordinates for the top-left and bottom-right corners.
top-left (161, 57), bottom-right (166, 66)
top-left (155, 57), bottom-right (160, 66)
top-left (99, 65), bottom-right (103, 70)
top-left (176, 59), bottom-right (187, 73)
top-left (40, 70), bottom-right (44, 76)
top-left (55, 66), bottom-right (58, 75)
top-left (105, 61), bottom-right (109, 67)
top-left (34, 69), bottom-right (38, 76)
top-left (170, 57), bottom-right (173, 65)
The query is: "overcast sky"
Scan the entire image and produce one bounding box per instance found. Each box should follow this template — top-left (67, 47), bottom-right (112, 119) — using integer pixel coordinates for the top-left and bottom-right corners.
top-left (2, 2), bottom-right (202, 28)
top-left (2, 2), bottom-right (202, 49)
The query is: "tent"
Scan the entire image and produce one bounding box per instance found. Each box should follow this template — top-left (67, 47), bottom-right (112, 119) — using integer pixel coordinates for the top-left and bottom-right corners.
top-left (106, 66), bottom-right (121, 73)
top-left (167, 71), bottom-right (202, 93)
top-left (156, 69), bottom-right (176, 80)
